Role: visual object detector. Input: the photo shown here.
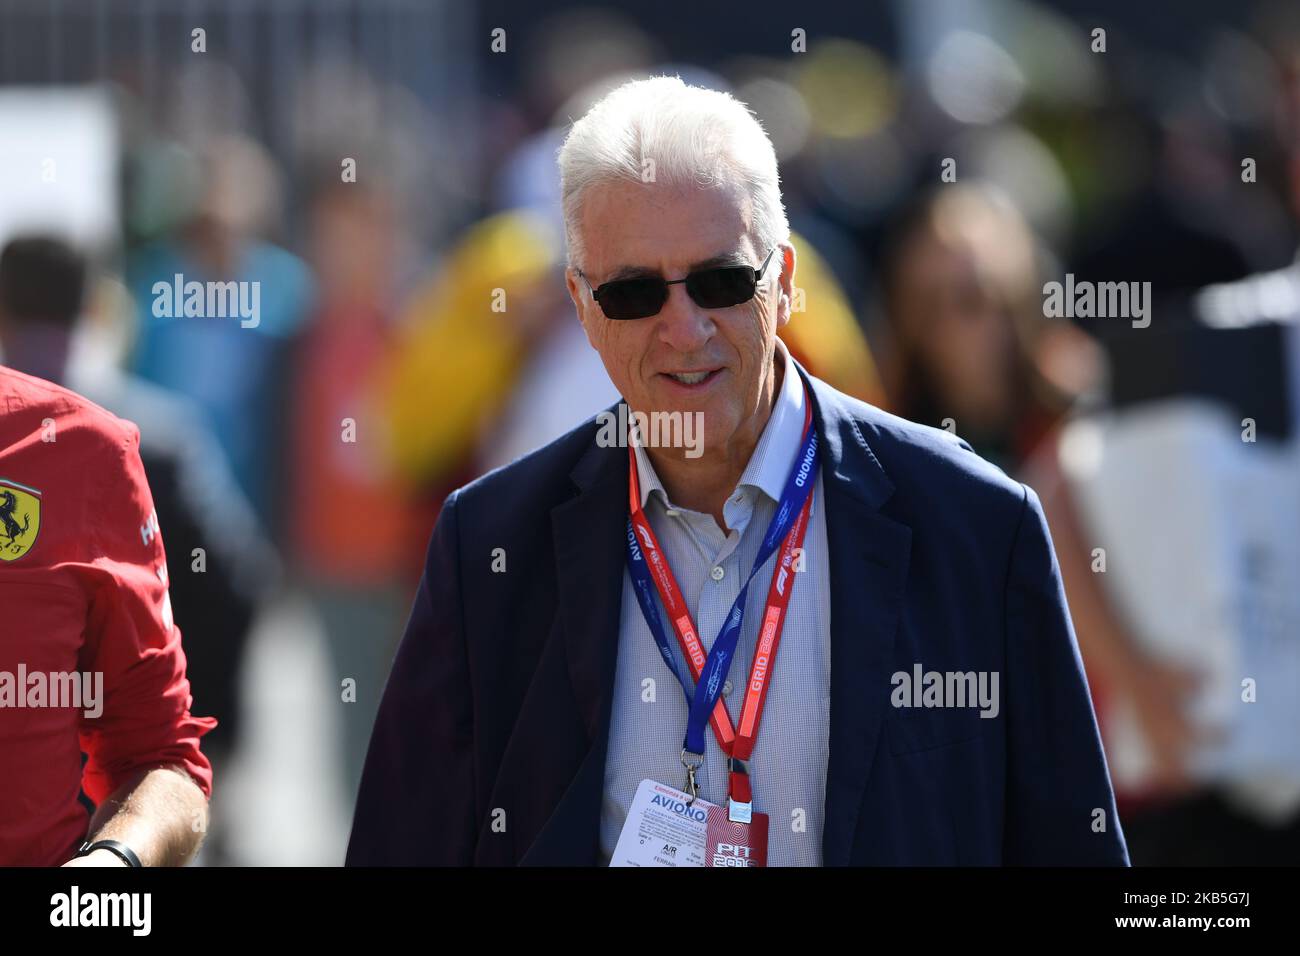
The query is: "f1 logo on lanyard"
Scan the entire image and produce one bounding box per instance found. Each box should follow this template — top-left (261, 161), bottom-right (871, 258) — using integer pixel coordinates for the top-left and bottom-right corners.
top-left (623, 381), bottom-right (818, 868)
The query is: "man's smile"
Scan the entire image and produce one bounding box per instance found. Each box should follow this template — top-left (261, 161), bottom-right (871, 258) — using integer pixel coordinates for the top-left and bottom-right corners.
top-left (658, 367), bottom-right (725, 391)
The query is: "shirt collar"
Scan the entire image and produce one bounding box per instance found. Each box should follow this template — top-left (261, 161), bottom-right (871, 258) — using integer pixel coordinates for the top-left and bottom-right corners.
top-left (632, 338), bottom-right (804, 510)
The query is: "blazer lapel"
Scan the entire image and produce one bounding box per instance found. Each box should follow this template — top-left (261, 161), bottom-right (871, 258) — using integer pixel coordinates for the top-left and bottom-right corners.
top-left (516, 416), bottom-right (627, 864)
top-left (802, 370), bottom-right (913, 866)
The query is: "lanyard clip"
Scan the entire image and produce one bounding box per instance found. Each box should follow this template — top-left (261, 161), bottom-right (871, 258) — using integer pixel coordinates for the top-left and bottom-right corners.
top-left (680, 748), bottom-right (704, 804)
top-left (727, 755), bottom-right (753, 823)
top-left (727, 798), bottom-right (753, 824)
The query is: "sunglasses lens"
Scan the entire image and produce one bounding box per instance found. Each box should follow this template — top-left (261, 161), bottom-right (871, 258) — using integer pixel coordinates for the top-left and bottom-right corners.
top-left (687, 267), bottom-right (757, 309)
top-left (592, 262), bottom-right (762, 319)
top-left (597, 277), bottom-right (666, 320)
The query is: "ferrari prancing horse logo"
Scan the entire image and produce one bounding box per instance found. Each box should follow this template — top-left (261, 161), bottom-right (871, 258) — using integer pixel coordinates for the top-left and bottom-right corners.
top-left (0, 478), bottom-right (41, 561)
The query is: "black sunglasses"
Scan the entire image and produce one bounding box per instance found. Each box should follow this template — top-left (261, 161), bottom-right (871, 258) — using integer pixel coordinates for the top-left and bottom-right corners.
top-left (576, 247), bottom-right (777, 320)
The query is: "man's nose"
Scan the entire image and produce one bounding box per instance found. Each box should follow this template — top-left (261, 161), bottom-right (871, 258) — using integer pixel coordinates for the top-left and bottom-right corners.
top-left (655, 283), bottom-right (714, 353)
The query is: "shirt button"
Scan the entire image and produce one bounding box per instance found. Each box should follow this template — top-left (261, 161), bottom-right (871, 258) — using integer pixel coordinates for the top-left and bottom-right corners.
top-left (722, 680), bottom-right (733, 697)
top-left (710, 566), bottom-right (725, 581)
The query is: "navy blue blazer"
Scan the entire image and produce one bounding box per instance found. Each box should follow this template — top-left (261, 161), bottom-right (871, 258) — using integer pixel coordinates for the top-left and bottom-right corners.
top-left (346, 364), bottom-right (1129, 866)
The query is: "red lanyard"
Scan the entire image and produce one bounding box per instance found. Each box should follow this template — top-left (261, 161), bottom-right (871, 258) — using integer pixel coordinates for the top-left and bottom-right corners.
top-left (626, 400), bottom-right (814, 804)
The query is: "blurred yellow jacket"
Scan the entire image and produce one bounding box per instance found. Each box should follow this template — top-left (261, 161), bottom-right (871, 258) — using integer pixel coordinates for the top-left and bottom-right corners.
top-left (379, 211), bottom-right (560, 487)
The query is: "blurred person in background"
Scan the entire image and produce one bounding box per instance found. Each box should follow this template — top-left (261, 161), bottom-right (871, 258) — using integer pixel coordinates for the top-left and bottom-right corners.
top-left (0, 237), bottom-right (215, 866)
top-left (289, 171), bottom-right (429, 807)
top-left (126, 134), bottom-right (314, 538)
top-left (0, 235), bottom-right (277, 864)
top-left (877, 184), bottom-right (1100, 472)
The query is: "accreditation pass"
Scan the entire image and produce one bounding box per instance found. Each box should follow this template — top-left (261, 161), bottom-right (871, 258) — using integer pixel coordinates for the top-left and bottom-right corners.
top-left (610, 778), bottom-right (718, 867)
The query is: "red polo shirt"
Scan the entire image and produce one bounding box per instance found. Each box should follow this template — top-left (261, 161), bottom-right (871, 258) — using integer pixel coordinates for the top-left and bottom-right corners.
top-left (0, 366), bottom-right (215, 866)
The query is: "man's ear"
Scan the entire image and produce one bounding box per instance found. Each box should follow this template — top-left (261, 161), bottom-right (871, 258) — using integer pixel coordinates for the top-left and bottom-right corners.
top-left (775, 242), bottom-right (797, 331)
top-left (566, 267), bottom-right (600, 348)
top-left (564, 266), bottom-right (583, 311)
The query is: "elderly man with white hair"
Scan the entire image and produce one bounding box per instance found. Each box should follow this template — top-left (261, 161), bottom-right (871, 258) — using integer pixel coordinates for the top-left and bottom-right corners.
top-left (346, 76), bottom-right (1128, 867)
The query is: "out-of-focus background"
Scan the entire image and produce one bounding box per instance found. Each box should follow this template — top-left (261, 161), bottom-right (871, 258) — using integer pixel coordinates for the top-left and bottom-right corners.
top-left (0, 0), bottom-right (1297, 865)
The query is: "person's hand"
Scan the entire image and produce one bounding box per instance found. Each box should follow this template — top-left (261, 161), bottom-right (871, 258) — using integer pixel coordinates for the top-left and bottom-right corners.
top-left (1120, 656), bottom-right (1208, 795)
top-left (62, 848), bottom-right (130, 867)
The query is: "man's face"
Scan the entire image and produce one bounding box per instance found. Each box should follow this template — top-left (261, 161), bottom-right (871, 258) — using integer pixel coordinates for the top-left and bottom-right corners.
top-left (566, 180), bottom-right (793, 461)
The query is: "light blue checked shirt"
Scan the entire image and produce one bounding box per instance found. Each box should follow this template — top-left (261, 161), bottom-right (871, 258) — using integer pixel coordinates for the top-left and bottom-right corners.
top-left (598, 341), bottom-right (832, 866)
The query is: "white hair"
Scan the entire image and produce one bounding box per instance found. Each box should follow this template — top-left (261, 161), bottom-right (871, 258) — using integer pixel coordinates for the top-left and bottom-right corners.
top-left (557, 75), bottom-right (789, 269)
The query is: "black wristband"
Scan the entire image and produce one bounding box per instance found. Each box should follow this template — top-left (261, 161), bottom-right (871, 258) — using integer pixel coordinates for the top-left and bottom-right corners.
top-left (77, 839), bottom-right (142, 868)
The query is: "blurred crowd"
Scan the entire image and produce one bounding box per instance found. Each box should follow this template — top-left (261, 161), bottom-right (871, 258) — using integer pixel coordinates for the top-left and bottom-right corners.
top-left (1, 0), bottom-right (1298, 865)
